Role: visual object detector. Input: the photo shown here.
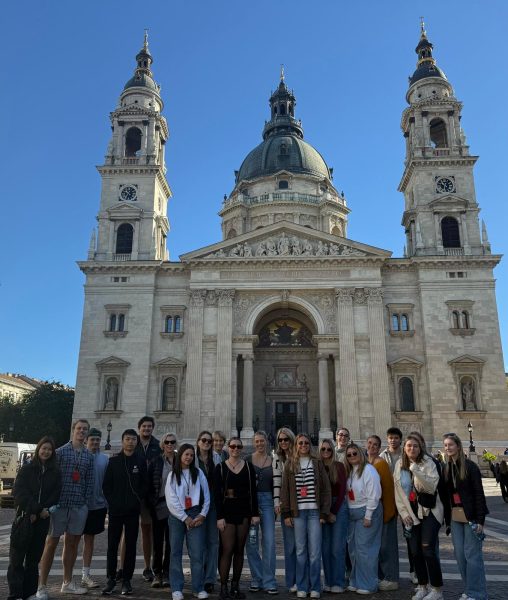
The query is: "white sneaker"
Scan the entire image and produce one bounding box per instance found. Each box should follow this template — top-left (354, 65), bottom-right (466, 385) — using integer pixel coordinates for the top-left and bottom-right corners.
top-left (36, 587), bottom-right (49, 600)
top-left (310, 592), bottom-right (320, 599)
top-left (330, 587), bottom-right (344, 593)
top-left (323, 586), bottom-right (331, 592)
top-left (289, 586), bottom-right (298, 593)
top-left (297, 592), bottom-right (307, 598)
top-left (378, 580), bottom-right (399, 591)
top-left (410, 572), bottom-right (419, 585)
top-left (81, 574), bottom-right (99, 589)
top-left (172, 592), bottom-right (184, 600)
top-left (422, 590), bottom-right (444, 600)
top-left (346, 587), bottom-right (357, 593)
top-left (61, 580), bottom-right (88, 595)
top-left (411, 586), bottom-right (429, 600)
top-left (194, 593), bottom-right (209, 599)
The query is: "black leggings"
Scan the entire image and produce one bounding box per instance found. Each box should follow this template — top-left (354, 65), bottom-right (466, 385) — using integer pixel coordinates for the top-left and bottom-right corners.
top-left (219, 518), bottom-right (249, 584)
top-left (408, 512), bottom-right (443, 588)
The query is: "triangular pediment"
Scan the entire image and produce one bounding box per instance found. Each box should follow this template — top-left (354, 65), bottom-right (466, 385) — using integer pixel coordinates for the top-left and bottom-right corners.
top-left (152, 357), bottom-right (186, 368)
top-left (388, 357), bottom-right (424, 368)
top-left (428, 194), bottom-right (471, 210)
top-left (107, 203), bottom-right (143, 218)
top-left (448, 354), bottom-right (485, 366)
top-left (95, 356), bottom-right (131, 367)
top-left (180, 221), bottom-right (391, 261)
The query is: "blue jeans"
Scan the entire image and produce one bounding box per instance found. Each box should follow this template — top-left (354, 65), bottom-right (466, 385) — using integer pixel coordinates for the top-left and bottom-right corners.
top-left (281, 512), bottom-right (297, 589)
top-left (322, 500), bottom-right (348, 588)
top-left (246, 492), bottom-right (277, 589)
top-left (203, 502), bottom-right (219, 585)
top-left (169, 507), bottom-right (205, 594)
top-left (451, 520), bottom-right (488, 600)
top-left (347, 504), bottom-right (382, 593)
top-left (293, 509), bottom-right (322, 594)
top-left (378, 515), bottom-right (399, 583)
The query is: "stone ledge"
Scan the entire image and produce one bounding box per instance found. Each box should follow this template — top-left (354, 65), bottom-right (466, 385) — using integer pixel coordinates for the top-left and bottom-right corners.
top-left (103, 331), bottom-right (128, 338)
top-left (390, 330), bottom-right (415, 337)
top-left (160, 332), bottom-right (184, 339)
top-left (449, 328), bottom-right (476, 336)
top-left (456, 410), bottom-right (487, 419)
top-left (395, 411), bottom-right (424, 421)
top-left (94, 409), bottom-right (123, 416)
top-left (153, 410), bottom-right (183, 418)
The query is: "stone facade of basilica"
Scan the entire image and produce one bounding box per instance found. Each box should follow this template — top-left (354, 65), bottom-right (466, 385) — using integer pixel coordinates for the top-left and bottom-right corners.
top-left (74, 29), bottom-right (507, 448)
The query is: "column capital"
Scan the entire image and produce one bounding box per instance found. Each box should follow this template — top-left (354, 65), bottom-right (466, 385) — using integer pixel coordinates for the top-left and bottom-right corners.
top-left (317, 352), bottom-right (329, 362)
top-left (189, 289), bottom-right (207, 307)
top-left (366, 287), bottom-right (384, 304)
top-left (335, 287), bottom-right (355, 302)
top-left (242, 353), bottom-right (254, 362)
top-left (218, 289), bottom-right (236, 306)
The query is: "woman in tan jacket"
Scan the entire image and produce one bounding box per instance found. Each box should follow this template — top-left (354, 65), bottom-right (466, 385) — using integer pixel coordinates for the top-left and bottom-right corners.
top-left (394, 435), bottom-right (444, 600)
top-left (280, 433), bottom-right (331, 599)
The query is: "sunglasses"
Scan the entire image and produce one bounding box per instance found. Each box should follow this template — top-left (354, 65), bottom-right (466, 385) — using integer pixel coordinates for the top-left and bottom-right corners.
top-left (297, 441), bottom-right (310, 446)
top-left (337, 433), bottom-right (350, 438)
top-left (320, 447), bottom-right (332, 453)
top-left (347, 451), bottom-right (359, 458)
top-left (229, 444), bottom-right (243, 450)
top-left (164, 439), bottom-right (176, 445)
top-left (200, 438), bottom-right (212, 443)
top-left (278, 437), bottom-right (290, 443)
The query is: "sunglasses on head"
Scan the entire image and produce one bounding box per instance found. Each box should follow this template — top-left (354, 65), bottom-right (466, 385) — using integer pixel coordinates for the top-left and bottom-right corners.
top-left (200, 437), bottom-right (212, 443)
top-left (278, 437), bottom-right (290, 443)
top-left (347, 451), bottom-right (359, 458)
top-left (164, 439), bottom-right (176, 445)
top-left (229, 444), bottom-right (243, 450)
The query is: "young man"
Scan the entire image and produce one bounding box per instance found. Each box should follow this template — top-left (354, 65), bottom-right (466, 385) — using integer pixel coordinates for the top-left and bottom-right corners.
top-left (36, 419), bottom-right (94, 598)
top-left (212, 430), bottom-right (228, 464)
top-left (102, 429), bottom-right (148, 596)
top-left (335, 427), bottom-right (350, 463)
top-left (81, 428), bottom-right (109, 590)
top-left (379, 427), bottom-right (403, 473)
top-left (134, 416), bottom-right (160, 582)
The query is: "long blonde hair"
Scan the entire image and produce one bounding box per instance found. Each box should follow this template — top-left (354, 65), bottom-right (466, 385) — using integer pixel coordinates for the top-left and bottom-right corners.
top-left (319, 438), bottom-right (338, 484)
top-left (443, 433), bottom-right (467, 481)
top-left (275, 427), bottom-right (295, 463)
top-left (344, 443), bottom-right (367, 479)
top-left (288, 433), bottom-right (316, 473)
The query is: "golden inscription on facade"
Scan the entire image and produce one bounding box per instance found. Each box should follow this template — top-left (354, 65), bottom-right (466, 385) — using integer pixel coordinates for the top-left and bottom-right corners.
top-left (220, 270), bottom-right (351, 280)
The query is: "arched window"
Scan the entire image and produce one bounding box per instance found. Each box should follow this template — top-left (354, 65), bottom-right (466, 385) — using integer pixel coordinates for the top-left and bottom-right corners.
top-left (165, 315), bottom-right (173, 333)
top-left (162, 377), bottom-right (177, 411)
top-left (117, 314), bottom-right (125, 332)
top-left (174, 316), bottom-right (181, 333)
top-left (279, 143), bottom-right (288, 155)
top-left (280, 104), bottom-right (286, 115)
top-left (452, 310), bottom-right (460, 329)
top-left (429, 118), bottom-right (448, 148)
top-left (125, 127), bottom-right (142, 157)
top-left (399, 377), bottom-right (415, 411)
top-left (441, 216), bottom-right (461, 248)
top-left (279, 180), bottom-right (289, 189)
top-left (462, 311), bottom-right (470, 329)
top-left (109, 314), bottom-right (117, 332)
top-left (116, 223), bottom-right (134, 254)
top-left (391, 314), bottom-right (400, 331)
top-left (273, 106), bottom-right (278, 115)
top-left (400, 314), bottom-right (409, 331)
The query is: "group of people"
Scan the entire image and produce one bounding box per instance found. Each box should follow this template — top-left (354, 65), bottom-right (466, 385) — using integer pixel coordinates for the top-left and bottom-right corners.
top-left (7, 419), bottom-right (490, 600)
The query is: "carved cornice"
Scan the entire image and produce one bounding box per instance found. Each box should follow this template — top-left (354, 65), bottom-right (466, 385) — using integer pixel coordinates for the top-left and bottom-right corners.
top-left (78, 261), bottom-right (188, 275)
top-left (334, 287), bottom-right (383, 304)
top-left (399, 156), bottom-right (478, 192)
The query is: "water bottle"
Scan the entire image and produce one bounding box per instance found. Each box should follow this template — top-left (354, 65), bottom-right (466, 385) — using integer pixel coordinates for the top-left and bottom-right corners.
top-left (469, 521), bottom-right (486, 541)
top-left (249, 524), bottom-right (258, 546)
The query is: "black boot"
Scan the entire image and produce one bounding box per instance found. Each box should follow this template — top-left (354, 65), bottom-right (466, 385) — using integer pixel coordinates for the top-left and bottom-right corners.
top-left (230, 581), bottom-right (246, 599)
top-left (102, 578), bottom-right (116, 595)
top-left (219, 583), bottom-right (231, 600)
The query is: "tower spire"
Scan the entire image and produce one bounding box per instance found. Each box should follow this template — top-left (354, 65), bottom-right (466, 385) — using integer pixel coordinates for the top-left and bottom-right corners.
top-left (420, 16), bottom-right (426, 38)
top-left (408, 19), bottom-right (447, 87)
top-left (280, 64), bottom-right (285, 82)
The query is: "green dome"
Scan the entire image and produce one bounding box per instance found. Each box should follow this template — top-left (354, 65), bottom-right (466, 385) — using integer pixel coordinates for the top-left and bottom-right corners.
top-left (237, 134), bottom-right (331, 182)
top-left (124, 72), bottom-right (158, 91)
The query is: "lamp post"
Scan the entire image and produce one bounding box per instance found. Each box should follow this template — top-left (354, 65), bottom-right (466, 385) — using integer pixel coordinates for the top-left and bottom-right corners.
top-left (467, 420), bottom-right (476, 453)
top-left (105, 421), bottom-right (112, 451)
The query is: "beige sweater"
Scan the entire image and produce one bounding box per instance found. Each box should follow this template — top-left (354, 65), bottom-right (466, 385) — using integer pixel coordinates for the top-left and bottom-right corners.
top-left (393, 455), bottom-right (444, 526)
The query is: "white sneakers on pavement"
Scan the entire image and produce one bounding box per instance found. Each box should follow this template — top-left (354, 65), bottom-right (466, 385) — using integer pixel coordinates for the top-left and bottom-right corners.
top-left (412, 587), bottom-right (429, 600)
top-left (81, 574), bottom-right (99, 589)
top-left (422, 589), bottom-right (444, 600)
top-left (35, 587), bottom-right (49, 600)
top-left (61, 580), bottom-right (88, 595)
top-left (330, 586), bottom-right (344, 593)
top-left (172, 592), bottom-right (184, 600)
top-left (193, 592), bottom-right (209, 599)
top-left (378, 580), bottom-right (399, 591)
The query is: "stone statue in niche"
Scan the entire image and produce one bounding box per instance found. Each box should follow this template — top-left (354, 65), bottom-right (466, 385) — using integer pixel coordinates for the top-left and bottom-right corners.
top-left (104, 377), bottom-right (118, 410)
top-left (461, 378), bottom-right (477, 410)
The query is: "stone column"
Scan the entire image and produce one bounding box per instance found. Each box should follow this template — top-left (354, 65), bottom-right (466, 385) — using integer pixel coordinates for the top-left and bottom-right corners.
top-left (183, 289), bottom-right (207, 439)
top-left (366, 288), bottom-right (392, 435)
top-left (460, 213), bottom-right (471, 254)
top-left (434, 213), bottom-right (443, 254)
top-left (335, 288), bottom-right (360, 439)
top-left (332, 353), bottom-right (342, 428)
top-left (230, 354), bottom-right (238, 438)
top-left (242, 354), bottom-right (255, 442)
top-left (215, 290), bottom-right (235, 434)
top-left (318, 353), bottom-right (333, 440)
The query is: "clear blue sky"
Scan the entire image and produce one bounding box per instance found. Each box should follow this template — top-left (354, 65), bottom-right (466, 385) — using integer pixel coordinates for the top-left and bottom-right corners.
top-left (1, 1), bottom-right (507, 386)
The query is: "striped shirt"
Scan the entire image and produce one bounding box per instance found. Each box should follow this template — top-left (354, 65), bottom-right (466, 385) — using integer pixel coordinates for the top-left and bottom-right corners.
top-left (295, 458), bottom-right (317, 510)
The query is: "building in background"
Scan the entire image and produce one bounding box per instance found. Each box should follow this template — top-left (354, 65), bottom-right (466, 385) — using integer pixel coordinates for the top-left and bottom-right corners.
top-left (0, 374), bottom-right (41, 402)
top-left (74, 27), bottom-right (507, 448)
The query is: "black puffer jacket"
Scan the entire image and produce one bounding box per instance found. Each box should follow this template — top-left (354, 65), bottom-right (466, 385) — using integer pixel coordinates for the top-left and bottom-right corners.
top-left (445, 459), bottom-right (489, 525)
top-left (103, 452), bottom-right (148, 517)
top-left (13, 460), bottom-right (61, 517)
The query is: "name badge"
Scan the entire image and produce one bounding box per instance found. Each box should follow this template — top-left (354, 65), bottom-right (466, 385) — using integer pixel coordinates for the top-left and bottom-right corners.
top-left (453, 492), bottom-right (461, 505)
top-left (348, 489), bottom-right (355, 501)
top-left (408, 491), bottom-right (417, 502)
top-left (185, 496), bottom-right (192, 509)
top-left (300, 486), bottom-right (308, 498)
top-left (72, 470), bottom-right (80, 483)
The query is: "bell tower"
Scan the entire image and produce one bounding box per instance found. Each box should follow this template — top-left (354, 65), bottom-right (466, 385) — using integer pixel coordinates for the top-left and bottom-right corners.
top-left (398, 21), bottom-right (490, 258)
top-left (92, 33), bottom-right (171, 262)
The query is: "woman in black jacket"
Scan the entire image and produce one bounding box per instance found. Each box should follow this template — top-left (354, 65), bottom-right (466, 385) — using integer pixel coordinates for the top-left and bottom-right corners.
top-left (8, 436), bottom-right (61, 600)
top-left (443, 433), bottom-right (489, 600)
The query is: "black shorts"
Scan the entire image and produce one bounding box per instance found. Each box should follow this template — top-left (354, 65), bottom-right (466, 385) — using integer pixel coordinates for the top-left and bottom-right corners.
top-left (83, 507), bottom-right (107, 536)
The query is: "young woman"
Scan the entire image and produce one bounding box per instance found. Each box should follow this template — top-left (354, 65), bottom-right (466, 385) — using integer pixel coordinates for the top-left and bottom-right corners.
top-left (443, 433), bottom-right (489, 600)
top-left (213, 431), bottom-right (229, 464)
top-left (280, 433), bottom-right (331, 599)
top-left (196, 430), bottom-right (219, 593)
top-left (394, 435), bottom-right (444, 600)
top-left (345, 442), bottom-right (382, 595)
top-left (273, 427), bottom-right (297, 592)
top-left (246, 431), bottom-right (277, 594)
top-left (166, 443), bottom-right (210, 600)
top-left (148, 432), bottom-right (177, 588)
top-left (318, 438), bottom-right (347, 593)
top-left (8, 436), bottom-right (62, 600)
top-left (366, 435), bottom-right (399, 591)
top-left (214, 437), bottom-right (259, 600)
